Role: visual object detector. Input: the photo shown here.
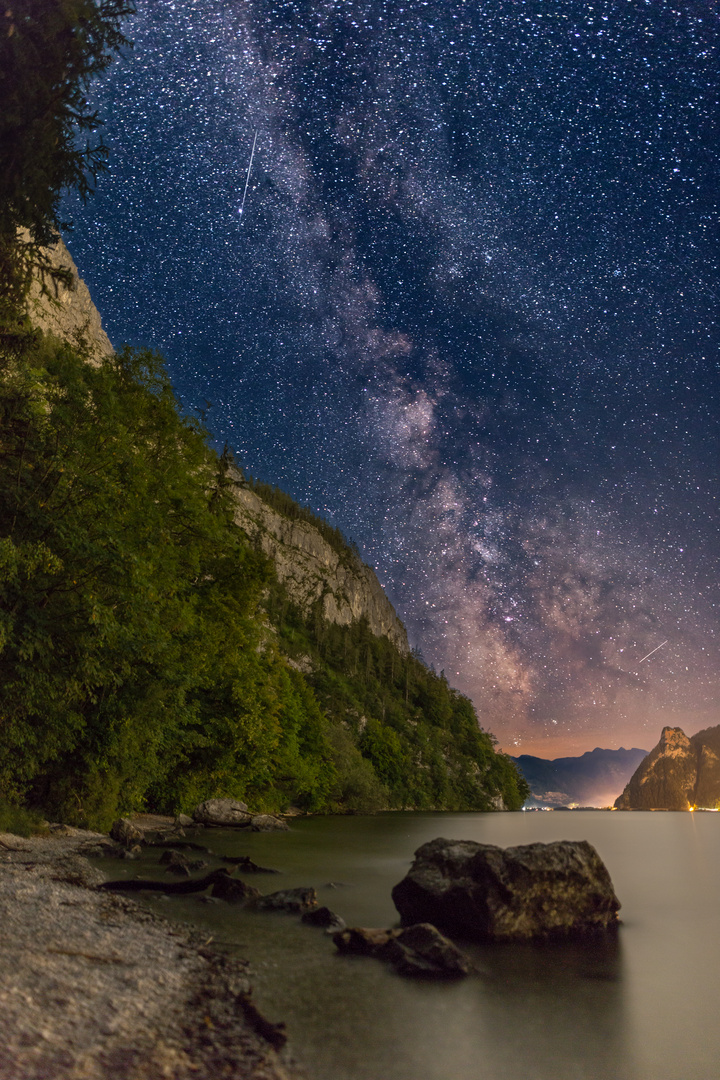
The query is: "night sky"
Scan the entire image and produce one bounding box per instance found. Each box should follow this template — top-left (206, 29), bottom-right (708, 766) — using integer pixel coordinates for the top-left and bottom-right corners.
top-left (64, 0), bottom-right (719, 757)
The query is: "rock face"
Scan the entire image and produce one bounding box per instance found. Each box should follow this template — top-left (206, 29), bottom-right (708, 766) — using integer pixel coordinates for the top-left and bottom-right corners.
top-left (231, 484), bottom-right (409, 653)
top-left (24, 234), bottom-right (113, 362)
top-left (391, 837), bottom-right (620, 941)
top-left (614, 724), bottom-right (720, 810)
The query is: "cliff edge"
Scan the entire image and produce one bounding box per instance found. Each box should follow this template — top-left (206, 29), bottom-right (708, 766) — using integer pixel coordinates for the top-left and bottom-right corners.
top-left (232, 484), bottom-right (409, 653)
top-left (614, 724), bottom-right (720, 810)
top-left (24, 234), bottom-right (113, 361)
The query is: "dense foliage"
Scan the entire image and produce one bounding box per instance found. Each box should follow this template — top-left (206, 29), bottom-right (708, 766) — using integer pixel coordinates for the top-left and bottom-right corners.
top-left (267, 597), bottom-right (528, 812)
top-left (0, 337), bottom-right (342, 825)
top-left (0, 332), bottom-right (528, 824)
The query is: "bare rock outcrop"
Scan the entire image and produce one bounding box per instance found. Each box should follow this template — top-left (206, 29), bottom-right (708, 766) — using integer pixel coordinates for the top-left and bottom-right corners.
top-left (614, 723), bottom-right (720, 810)
top-left (391, 837), bottom-right (620, 941)
top-left (24, 233), bottom-right (113, 362)
top-left (232, 485), bottom-right (409, 652)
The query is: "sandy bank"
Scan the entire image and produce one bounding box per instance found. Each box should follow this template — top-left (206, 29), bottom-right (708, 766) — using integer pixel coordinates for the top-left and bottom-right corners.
top-left (0, 828), bottom-right (307, 1079)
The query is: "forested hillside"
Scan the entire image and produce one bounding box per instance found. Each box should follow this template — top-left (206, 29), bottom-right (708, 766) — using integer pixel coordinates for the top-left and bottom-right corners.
top-left (0, 0), bottom-right (529, 827)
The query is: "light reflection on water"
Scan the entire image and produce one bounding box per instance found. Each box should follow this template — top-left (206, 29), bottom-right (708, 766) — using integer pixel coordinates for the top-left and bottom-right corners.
top-left (110, 811), bottom-right (720, 1080)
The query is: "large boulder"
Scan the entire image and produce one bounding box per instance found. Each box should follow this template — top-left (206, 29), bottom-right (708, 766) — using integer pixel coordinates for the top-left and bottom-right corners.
top-left (192, 799), bottom-right (252, 827)
top-left (391, 837), bottom-right (620, 941)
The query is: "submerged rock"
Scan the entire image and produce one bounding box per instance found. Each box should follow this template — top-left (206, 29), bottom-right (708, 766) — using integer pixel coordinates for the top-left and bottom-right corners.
top-left (301, 906), bottom-right (346, 931)
top-left (192, 799), bottom-right (253, 827)
top-left (221, 855), bottom-right (280, 874)
top-left (391, 837), bottom-right (620, 941)
top-left (333, 923), bottom-right (471, 978)
top-left (210, 876), bottom-right (262, 905)
top-left (256, 887), bottom-right (317, 913)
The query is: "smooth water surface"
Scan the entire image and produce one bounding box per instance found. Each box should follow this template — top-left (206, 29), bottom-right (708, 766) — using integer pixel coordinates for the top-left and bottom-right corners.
top-left (114, 812), bottom-right (720, 1080)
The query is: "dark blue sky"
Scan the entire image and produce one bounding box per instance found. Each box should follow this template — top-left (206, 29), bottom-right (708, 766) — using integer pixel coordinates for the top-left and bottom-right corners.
top-left (66, 0), bottom-right (720, 755)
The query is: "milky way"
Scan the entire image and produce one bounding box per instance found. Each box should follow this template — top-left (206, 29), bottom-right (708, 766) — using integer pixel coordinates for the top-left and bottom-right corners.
top-left (65, 0), bottom-right (720, 755)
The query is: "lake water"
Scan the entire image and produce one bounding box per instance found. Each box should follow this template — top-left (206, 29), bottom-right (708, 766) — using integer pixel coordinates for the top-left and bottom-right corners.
top-left (115, 811), bottom-right (720, 1080)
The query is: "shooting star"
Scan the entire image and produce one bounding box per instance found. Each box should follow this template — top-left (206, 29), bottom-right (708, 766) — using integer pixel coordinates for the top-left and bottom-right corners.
top-left (637, 640), bottom-right (668, 665)
top-left (238, 129), bottom-right (258, 219)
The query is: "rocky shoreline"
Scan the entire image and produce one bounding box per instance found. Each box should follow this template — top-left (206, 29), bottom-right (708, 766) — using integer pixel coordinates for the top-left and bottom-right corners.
top-left (0, 826), bottom-right (307, 1080)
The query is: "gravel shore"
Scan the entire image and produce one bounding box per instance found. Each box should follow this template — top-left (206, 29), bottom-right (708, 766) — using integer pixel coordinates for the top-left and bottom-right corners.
top-left (0, 829), bottom-right (308, 1079)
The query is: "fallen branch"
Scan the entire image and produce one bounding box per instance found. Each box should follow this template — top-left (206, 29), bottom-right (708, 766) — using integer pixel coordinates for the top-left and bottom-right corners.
top-left (98, 868), bottom-right (232, 895)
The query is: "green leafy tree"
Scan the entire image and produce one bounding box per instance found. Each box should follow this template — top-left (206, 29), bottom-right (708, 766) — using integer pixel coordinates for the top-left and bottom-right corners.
top-left (0, 0), bottom-right (132, 307)
top-left (0, 338), bottom-right (338, 825)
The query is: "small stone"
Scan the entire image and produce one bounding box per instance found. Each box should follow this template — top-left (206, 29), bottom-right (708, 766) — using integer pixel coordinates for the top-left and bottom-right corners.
top-left (379, 923), bottom-right (471, 978)
top-left (256, 888), bottom-right (317, 913)
top-left (109, 818), bottom-right (143, 846)
top-left (174, 814), bottom-right (193, 827)
top-left (333, 923), bottom-right (471, 979)
top-left (210, 877), bottom-right (263, 904)
top-left (333, 927), bottom-right (399, 956)
top-left (301, 906), bottom-right (346, 930)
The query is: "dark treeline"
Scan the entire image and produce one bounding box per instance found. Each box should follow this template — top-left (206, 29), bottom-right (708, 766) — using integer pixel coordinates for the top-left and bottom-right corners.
top-left (0, 0), bottom-right (529, 828)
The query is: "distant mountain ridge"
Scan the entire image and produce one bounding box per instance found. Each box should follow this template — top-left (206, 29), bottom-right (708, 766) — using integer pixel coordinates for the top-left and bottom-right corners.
top-left (615, 725), bottom-right (720, 810)
top-left (511, 747), bottom-right (649, 807)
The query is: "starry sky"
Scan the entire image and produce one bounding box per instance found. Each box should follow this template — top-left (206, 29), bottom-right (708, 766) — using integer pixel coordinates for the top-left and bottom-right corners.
top-left (64, 0), bottom-right (719, 757)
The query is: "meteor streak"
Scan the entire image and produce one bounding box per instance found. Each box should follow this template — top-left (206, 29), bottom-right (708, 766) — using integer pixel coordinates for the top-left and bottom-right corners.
top-left (239, 129), bottom-right (258, 218)
top-left (638, 640), bottom-right (668, 664)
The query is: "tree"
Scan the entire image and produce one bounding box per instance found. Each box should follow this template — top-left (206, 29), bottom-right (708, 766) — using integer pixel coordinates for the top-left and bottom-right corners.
top-left (0, 0), bottom-right (132, 306)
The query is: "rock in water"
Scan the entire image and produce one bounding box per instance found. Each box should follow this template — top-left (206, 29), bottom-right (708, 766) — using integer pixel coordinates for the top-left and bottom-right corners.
top-left (301, 906), bottom-right (346, 931)
top-left (250, 814), bottom-right (289, 832)
top-left (192, 799), bottom-right (252, 826)
top-left (256, 887), bottom-right (318, 913)
top-left (333, 924), bottom-right (471, 978)
top-left (391, 837), bottom-right (620, 941)
top-left (109, 818), bottom-right (144, 847)
top-left (210, 876), bottom-right (262, 904)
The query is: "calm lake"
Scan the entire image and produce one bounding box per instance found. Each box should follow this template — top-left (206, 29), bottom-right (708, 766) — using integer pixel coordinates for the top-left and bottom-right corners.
top-left (114, 811), bottom-right (720, 1080)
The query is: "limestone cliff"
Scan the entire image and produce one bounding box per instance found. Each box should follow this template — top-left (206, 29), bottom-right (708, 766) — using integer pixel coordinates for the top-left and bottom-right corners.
top-left (24, 234), bottom-right (113, 362)
top-left (231, 483), bottom-right (409, 653)
top-left (25, 239), bottom-right (409, 654)
top-left (614, 724), bottom-right (720, 809)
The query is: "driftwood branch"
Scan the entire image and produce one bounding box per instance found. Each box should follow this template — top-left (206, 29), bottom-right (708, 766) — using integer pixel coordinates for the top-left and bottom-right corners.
top-left (99, 868), bottom-right (232, 895)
